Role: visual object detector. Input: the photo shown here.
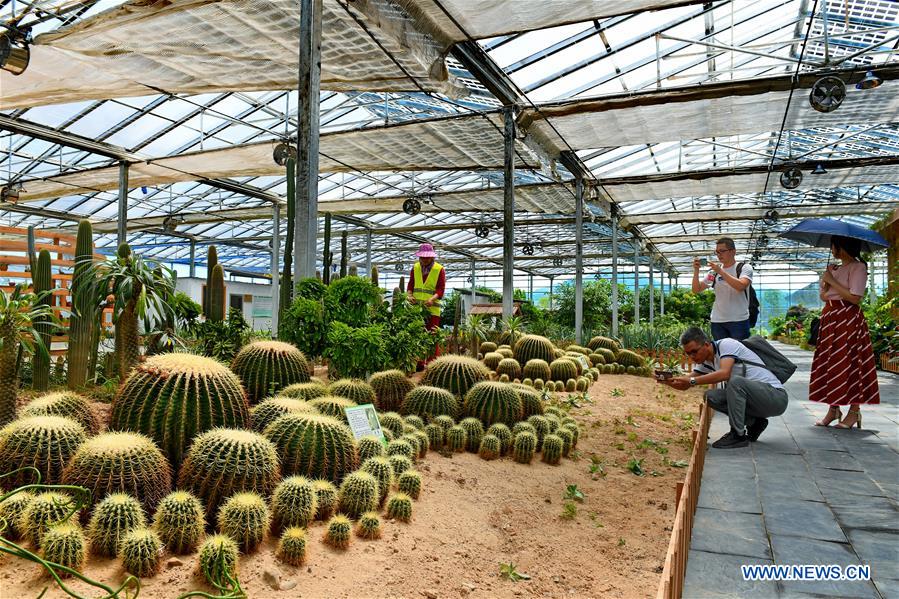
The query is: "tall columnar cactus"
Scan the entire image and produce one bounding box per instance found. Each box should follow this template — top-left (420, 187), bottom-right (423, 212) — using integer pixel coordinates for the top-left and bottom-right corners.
top-left (550, 359), bottom-right (578, 382)
top-left (496, 358), bottom-right (522, 381)
top-left (87, 493), bottom-right (146, 557)
top-left (400, 386), bottom-right (459, 422)
top-left (340, 230), bottom-right (348, 278)
top-left (616, 349), bottom-right (645, 369)
top-left (20, 391), bottom-right (100, 434)
top-left (271, 476), bottom-right (317, 532)
top-left (20, 491), bottom-right (75, 545)
top-left (26, 225), bottom-right (38, 273)
top-left (361, 457), bottom-right (394, 505)
top-left (68, 220), bottom-right (95, 390)
top-left (513, 431), bottom-right (537, 464)
top-left (459, 417), bottom-right (484, 452)
top-left (153, 491), bottom-right (205, 554)
top-left (308, 395), bottom-right (356, 422)
top-left (62, 432), bottom-right (172, 512)
top-left (41, 522), bottom-right (86, 577)
top-left (328, 378), bottom-right (377, 405)
top-left (0, 490), bottom-right (34, 540)
top-left (337, 471), bottom-right (379, 519)
top-left (368, 370), bottom-right (415, 412)
top-left (112, 353), bottom-right (251, 463)
top-left (385, 492), bottom-right (413, 522)
top-left (486, 423), bottom-right (513, 455)
top-left (446, 425), bottom-right (466, 453)
top-left (421, 355), bottom-right (490, 398)
top-left (177, 428), bottom-right (280, 520)
top-left (510, 384), bottom-right (544, 419)
top-left (324, 514), bottom-right (352, 549)
top-left (262, 413), bottom-right (358, 482)
top-left (513, 335), bottom-right (556, 365)
top-left (204, 245), bottom-right (218, 318)
top-left (207, 263), bottom-right (225, 323)
top-left (541, 434), bottom-right (564, 465)
top-left (251, 396), bottom-right (318, 433)
top-left (276, 527), bottom-right (307, 565)
top-left (198, 535), bottom-right (239, 587)
top-left (397, 470), bottom-right (421, 499)
top-left (463, 382), bottom-right (523, 428)
top-left (588, 335), bottom-right (621, 353)
top-left (119, 528), bottom-right (163, 577)
top-left (312, 479), bottom-right (338, 521)
top-left (279, 381), bottom-right (329, 401)
top-left (523, 359), bottom-right (552, 382)
top-left (32, 250), bottom-right (53, 391)
top-left (371, 265), bottom-right (379, 286)
top-left (231, 341), bottom-right (311, 404)
top-left (217, 492), bottom-right (269, 552)
top-left (0, 416), bottom-right (86, 489)
top-left (355, 511), bottom-right (381, 540)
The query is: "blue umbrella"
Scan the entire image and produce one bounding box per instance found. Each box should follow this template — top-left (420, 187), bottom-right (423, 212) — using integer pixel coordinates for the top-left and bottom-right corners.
top-left (779, 218), bottom-right (889, 253)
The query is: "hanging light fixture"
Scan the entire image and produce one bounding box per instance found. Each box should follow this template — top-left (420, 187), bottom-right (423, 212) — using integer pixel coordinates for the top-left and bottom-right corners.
top-left (0, 33), bottom-right (30, 76)
top-left (811, 163), bottom-right (827, 175)
top-left (763, 210), bottom-right (779, 225)
top-left (1, 185), bottom-right (21, 203)
top-left (758, 234), bottom-right (769, 247)
top-left (856, 70), bottom-right (883, 90)
top-left (552, 257), bottom-right (563, 267)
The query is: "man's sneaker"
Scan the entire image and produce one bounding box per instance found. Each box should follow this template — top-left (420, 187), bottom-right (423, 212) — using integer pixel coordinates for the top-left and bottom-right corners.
top-left (711, 430), bottom-right (749, 449)
top-left (747, 418), bottom-right (769, 442)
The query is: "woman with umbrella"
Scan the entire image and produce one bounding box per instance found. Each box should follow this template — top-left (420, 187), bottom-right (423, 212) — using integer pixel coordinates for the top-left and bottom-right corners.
top-left (782, 220), bottom-right (883, 428)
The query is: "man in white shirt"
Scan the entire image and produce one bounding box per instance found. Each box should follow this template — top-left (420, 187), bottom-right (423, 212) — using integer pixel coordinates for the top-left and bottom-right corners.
top-left (659, 327), bottom-right (788, 449)
top-left (692, 237), bottom-right (754, 341)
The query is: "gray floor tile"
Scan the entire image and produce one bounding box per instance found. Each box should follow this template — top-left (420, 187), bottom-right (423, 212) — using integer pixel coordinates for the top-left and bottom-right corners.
top-left (698, 475), bottom-right (762, 514)
top-left (769, 535), bottom-right (879, 598)
top-left (758, 474), bottom-right (825, 503)
top-left (830, 496), bottom-right (899, 531)
top-left (682, 549), bottom-right (777, 599)
top-left (874, 579), bottom-right (899, 599)
top-left (802, 449), bottom-right (864, 472)
top-left (691, 507), bottom-right (771, 559)
top-left (812, 469), bottom-right (888, 501)
top-left (846, 529), bottom-right (899, 580)
top-left (763, 499), bottom-right (847, 543)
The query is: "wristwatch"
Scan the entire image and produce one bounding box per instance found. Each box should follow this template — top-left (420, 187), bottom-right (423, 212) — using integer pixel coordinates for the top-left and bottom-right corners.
top-left (689, 377), bottom-right (697, 386)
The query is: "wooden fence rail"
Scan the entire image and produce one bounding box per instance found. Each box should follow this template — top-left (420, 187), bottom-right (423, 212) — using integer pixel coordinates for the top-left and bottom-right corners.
top-left (656, 400), bottom-right (712, 599)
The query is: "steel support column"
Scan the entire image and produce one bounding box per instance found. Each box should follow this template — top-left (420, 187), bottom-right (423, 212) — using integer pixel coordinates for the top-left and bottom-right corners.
top-left (502, 107), bottom-right (515, 319)
top-left (470, 259), bottom-right (476, 314)
top-left (634, 245), bottom-right (640, 324)
top-left (660, 268), bottom-right (665, 316)
top-left (649, 254), bottom-right (655, 325)
top-left (117, 161), bottom-right (128, 246)
top-left (365, 229), bottom-right (373, 279)
top-left (549, 276), bottom-right (554, 311)
top-left (611, 217), bottom-right (619, 337)
top-left (294, 0), bottom-right (322, 280)
top-left (528, 274), bottom-right (533, 303)
top-left (189, 239), bottom-right (196, 278)
top-left (575, 179), bottom-right (584, 344)
top-left (271, 204), bottom-right (281, 337)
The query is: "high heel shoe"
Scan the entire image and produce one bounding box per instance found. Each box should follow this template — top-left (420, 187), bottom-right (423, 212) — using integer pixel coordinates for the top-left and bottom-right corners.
top-left (815, 406), bottom-right (842, 427)
top-left (836, 409), bottom-right (862, 429)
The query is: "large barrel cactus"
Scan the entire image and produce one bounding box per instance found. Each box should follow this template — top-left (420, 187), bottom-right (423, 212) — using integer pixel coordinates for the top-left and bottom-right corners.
top-left (463, 382), bottom-right (523, 428)
top-left (19, 391), bottom-right (101, 434)
top-left (250, 397), bottom-right (318, 433)
top-left (510, 384), bottom-right (544, 418)
top-left (262, 413), bottom-right (358, 483)
top-left (308, 396), bottom-right (356, 422)
top-left (549, 359), bottom-right (578, 382)
top-left (588, 336), bottom-right (621, 353)
top-left (177, 428), bottom-right (281, 520)
top-left (495, 358), bottom-right (522, 381)
top-left (111, 353), bottom-right (250, 464)
top-left (513, 335), bottom-right (556, 365)
top-left (421, 356), bottom-right (489, 397)
top-left (368, 370), bottom-right (414, 412)
top-left (522, 359), bottom-right (551, 382)
top-left (278, 381), bottom-right (328, 401)
top-left (595, 348), bottom-right (617, 364)
top-left (400, 386), bottom-right (458, 422)
top-left (231, 341), bottom-right (311, 404)
top-left (62, 432), bottom-right (172, 512)
top-left (616, 349), bottom-right (645, 369)
top-left (0, 416), bottom-right (87, 489)
top-left (328, 379), bottom-right (376, 405)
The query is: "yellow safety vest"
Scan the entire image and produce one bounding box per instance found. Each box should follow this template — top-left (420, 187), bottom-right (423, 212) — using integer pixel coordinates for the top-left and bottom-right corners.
top-left (413, 261), bottom-right (443, 316)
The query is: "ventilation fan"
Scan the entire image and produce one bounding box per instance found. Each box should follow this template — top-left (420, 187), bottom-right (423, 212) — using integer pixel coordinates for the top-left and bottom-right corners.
top-left (402, 198), bottom-right (421, 215)
top-left (0, 185), bottom-right (20, 203)
top-left (780, 168), bottom-right (802, 189)
top-left (521, 243), bottom-right (535, 256)
top-left (162, 216), bottom-right (179, 233)
top-left (474, 225), bottom-right (490, 239)
top-left (758, 234), bottom-right (769, 247)
top-left (809, 76), bottom-right (846, 113)
top-left (272, 143), bottom-right (297, 166)
top-left (763, 210), bottom-right (780, 226)
top-left (394, 262), bottom-right (404, 273)
top-left (552, 257), bottom-right (563, 267)
top-left (752, 251), bottom-right (761, 262)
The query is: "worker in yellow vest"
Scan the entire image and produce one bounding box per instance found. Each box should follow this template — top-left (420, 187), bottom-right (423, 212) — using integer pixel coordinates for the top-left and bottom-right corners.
top-left (406, 243), bottom-right (445, 365)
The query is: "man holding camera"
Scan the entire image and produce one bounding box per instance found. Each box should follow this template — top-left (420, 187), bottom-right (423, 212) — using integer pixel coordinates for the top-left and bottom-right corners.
top-left (692, 237), bottom-right (754, 341)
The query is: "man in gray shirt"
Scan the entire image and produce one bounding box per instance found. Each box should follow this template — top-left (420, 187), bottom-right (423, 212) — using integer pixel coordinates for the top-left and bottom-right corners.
top-left (659, 327), bottom-right (788, 449)
top-left (692, 237), bottom-right (754, 341)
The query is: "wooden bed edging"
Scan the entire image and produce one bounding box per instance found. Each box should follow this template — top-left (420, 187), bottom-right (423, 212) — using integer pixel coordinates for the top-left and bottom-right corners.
top-left (656, 400), bottom-right (712, 599)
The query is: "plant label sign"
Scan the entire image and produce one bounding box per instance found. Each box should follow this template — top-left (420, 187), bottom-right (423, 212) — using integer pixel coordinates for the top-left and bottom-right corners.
top-left (345, 404), bottom-right (386, 444)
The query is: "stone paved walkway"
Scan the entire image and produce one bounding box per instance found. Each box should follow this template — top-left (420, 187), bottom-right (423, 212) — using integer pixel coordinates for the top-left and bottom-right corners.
top-left (683, 342), bottom-right (899, 599)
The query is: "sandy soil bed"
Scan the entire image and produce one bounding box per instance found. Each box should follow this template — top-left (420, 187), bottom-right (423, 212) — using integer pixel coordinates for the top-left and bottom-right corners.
top-left (1, 374), bottom-right (705, 599)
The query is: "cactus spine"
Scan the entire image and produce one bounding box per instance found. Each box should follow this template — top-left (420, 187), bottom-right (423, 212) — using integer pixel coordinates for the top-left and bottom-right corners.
top-left (217, 492), bottom-right (269, 552)
top-left (278, 381), bottom-right (328, 401)
top-left (271, 476), bottom-right (317, 531)
top-left (312, 480), bottom-right (338, 521)
top-left (328, 378), bottom-right (377, 405)
top-left (324, 514), bottom-right (352, 549)
top-left (555, 427), bottom-right (574, 456)
top-left (153, 491), bottom-right (205, 554)
top-left (338, 471), bottom-right (379, 519)
top-left (41, 522), bottom-right (86, 577)
top-left (386, 439), bottom-right (415, 461)
top-left (32, 249), bottom-right (52, 391)
top-left (513, 431), bottom-right (537, 464)
top-left (308, 395), bottom-right (356, 422)
top-left (385, 493), bottom-right (413, 522)
top-left (424, 423), bottom-right (444, 450)
top-left (379, 412), bottom-right (405, 437)
top-left (355, 511), bottom-right (381, 540)
top-left (198, 534), bottom-right (239, 586)
top-left (276, 527), bottom-right (307, 565)
top-left (400, 386), bottom-right (458, 422)
top-left (68, 220), bottom-right (95, 389)
top-left (87, 493), bottom-right (146, 557)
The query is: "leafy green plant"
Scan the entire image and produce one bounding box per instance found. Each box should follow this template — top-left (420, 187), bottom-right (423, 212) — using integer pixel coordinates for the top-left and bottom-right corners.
top-left (589, 455), bottom-right (606, 477)
top-left (324, 276), bottom-right (381, 325)
top-left (462, 314), bottom-right (490, 357)
top-left (618, 538), bottom-right (626, 547)
top-left (626, 456), bottom-right (645, 476)
top-left (499, 562), bottom-right (531, 582)
top-left (560, 502), bottom-right (577, 520)
top-left (279, 296), bottom-right (326, 358)
top-left (564, 484), bottom-right (585, 502)
top-left (380, 299), bottom-right (440, 373)
top-left (325, 322), bottom-right (388, 379)
top-left (295, 277), bottom-right (326, 301)
top-left (193, 308), bottom-right (252, 362)
top-left (610, 388), bottom-right (624, 397)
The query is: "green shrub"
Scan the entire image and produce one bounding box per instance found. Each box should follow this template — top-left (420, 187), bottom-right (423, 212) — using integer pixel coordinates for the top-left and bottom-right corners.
top-left (278, 296), bottom-right (326, 358)
top-left (325, 322), bottom-right (388, 379)
top-left (324, 276), bottom-right (381, 325)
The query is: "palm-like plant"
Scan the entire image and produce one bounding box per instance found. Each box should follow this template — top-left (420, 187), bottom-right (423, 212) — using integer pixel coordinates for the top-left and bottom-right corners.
top-left (0, 285), bottom-right (55, 424)
top-left (501, 315), bottom-right (526, 349)
top-left (87, 243), bottom-right (175, 379)
top-left (462, 314), bottom-right (489, 357)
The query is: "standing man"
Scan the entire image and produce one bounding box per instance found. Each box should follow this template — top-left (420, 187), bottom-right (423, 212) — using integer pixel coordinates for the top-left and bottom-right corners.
top-left (407, 244), bottom-right (445, 366)
top-left (692, 237), bottom-right (755, 341)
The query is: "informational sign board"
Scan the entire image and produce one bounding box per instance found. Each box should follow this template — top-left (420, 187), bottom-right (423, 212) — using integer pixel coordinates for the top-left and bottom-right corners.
top-left (344, 404), bottom-right (385, 443)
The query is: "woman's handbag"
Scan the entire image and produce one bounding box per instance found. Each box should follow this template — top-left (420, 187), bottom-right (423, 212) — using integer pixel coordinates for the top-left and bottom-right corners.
top-left (808, 317), bottom-right (821, 346)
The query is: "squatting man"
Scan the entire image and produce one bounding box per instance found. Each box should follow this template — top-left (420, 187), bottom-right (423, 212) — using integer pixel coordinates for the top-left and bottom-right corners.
top-left (657, 327), bottom-right (788, 449)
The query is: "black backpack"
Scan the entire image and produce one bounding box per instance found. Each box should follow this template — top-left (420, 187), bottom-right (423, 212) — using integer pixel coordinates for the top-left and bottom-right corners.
top-left (712, 262), bottom-right (760, 328)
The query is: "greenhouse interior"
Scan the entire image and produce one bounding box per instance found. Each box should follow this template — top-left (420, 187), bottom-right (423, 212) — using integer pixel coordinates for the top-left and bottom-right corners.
top-left (0, 0), bottom-right (897, 597)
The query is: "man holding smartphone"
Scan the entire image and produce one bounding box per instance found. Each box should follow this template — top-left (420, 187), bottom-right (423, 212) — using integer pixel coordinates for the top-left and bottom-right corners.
top-left (692, 237), bottom-right (754, 341)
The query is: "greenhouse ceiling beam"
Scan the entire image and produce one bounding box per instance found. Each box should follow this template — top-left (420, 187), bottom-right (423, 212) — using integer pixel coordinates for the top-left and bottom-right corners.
top-left (621, 201), bottom-right (897, 226)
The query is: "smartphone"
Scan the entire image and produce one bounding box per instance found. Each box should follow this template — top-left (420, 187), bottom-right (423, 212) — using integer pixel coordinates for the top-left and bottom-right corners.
top-left (699, 258), bottom-right (708, 267)
top-left (654, 369), bottom-right (674, 380)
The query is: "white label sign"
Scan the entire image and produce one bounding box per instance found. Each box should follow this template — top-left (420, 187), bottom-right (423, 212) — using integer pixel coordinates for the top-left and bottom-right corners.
top-left (344, 404), bottom-right (385, 442)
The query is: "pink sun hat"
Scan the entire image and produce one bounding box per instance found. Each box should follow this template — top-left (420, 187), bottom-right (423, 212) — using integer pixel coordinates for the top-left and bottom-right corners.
top-left (415, 243), bottom-right (437, 258)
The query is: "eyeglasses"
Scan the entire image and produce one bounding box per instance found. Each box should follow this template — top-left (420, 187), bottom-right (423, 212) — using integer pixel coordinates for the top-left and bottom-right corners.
top-left (684, 346), bottom-right (703, 357)
top-left (715, 248), bottom-right (735, 255)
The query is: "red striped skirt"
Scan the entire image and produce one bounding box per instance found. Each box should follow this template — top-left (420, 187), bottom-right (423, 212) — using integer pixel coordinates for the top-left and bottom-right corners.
top-left (809, 300), bottom-right (880, 406)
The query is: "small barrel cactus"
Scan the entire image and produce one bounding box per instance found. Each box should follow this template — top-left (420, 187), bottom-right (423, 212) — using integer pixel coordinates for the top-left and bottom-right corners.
top-left (496, 358), bottom-right (522, 381)
top-left (588, 336), bottom-right (621, 353)
top-left (231, 341), bottom-right (311, 404)
top-left (478, 434), bottom-right (501, 460)
top-left (271, 476), bottom-right (317, 531)
top-left (357, 435), bottom-right (386, 463)
top-left (278, 381), bottom-right (329, 401)
top-left (463, 382), bottom-right (522, 428)
top-left (498, 374), bottom-right (510, 383)
top-left (544, 406), bottom-right (564, 418)
top-left (615, 349), bottom-right (644, 369)
top-left (217, 492), bottom-right (269, 552)
top-left (424, 423), bottom-right (444, 449)
top-left (198, 535), bottom-right (239, 586)
top-left (276, 527), bottom-right (307, 566)
top-left (575, 378), bottom-right (588, 392)
top-left (412, 430), bottom-right (429, 458)
top-left (63, 432), bottom-right (172, 513)
top-left (20, 391), bottom-right (100, 434)
top-left (446, 426), bottom-right (467, 453)
top-left (42, 522), bottom-right (86, 576)
top-left (401, 386), bottom-right (458, 423)
top-left (308, 395), bottom-right (357, 422)
top-left (379, 412), bottom-right (405, 437)
top-left (328, 379), bottom-right (376, 405)
top-left (368, 370), bottom-right (414, 412)
top-left (386, 439), bottom-right (415, 461)
top-left (263, 413), bottom-right (357, 483)
top-left (527, 415), bottom-right (549, 449)
top-left (119, 527), bottom-right (163, 577)
top-left (567, 344), bottom-right (591, 356)
top-left (421, 356), bottom-right (490, 398)
top-left (513, 335), bottom-right (556, 365)
top-left (388, 455), bottom-right (413, 476)
top-left (555, 427), bottom-right (574, 457)
top-left (482, 352), bottom-right (503, 371)
top-left (250, 397), bottom-right (318, 433)
top-left (513, 432), bottom-right (537, 464)
top-left (178, 428), bottom-right (280, 520)
top-left (545, 414), bottom-right (561, 433)
top-left (338, 471), bottom-right (379, 519)
top-left (497, 348), bottom-right (514, 359)
top-left (549, 359), bottom-right (578, 383)
top-left (431, 414), bottom-right (455, 432)
top-left (459, 417), bottom-right (484, 452)
top-left (324, 514), bottom-right (352, 549)
top-left (533, 379), bottom-right (544, 391)
top-left (361, 457), bottom-right (394, 505)
top-left (355, 511), bottom-right (381, 540)
top-left (111, 353), bottom-right (251, 463)
top-left (512, 421), bottom-right (536, 437)
top-left (486, 423), bottom-right (513, 455)
top-left (522, 359), bottom-right (552, 383)
top-left (400, 434), bottom-right (421, 459)
top-left (479, 341), bottom-right (497, 355)
top-left (595, 348), bottom-right (617, 364)
top-left (0, 415), bottom-right (87, 489)
top-left (312, 480), bottom-right (338, 521)
top-left (565, 378), bottom-right (577, 392)
top-left (0, 490), bottom-right (34, 540)
top-left (510, 384), bottom-right (544, 419)
top-left (153, 491), bottom-right (205, 554)
top-left (563, 422), bottom-right (579, 448)
top-left (87, 493), bottom-right (146, 557)
top-left (386, 493), bottom-right (413, 523)
top-left (589, 353), bottom-right (605, 366)
top-left (403, 414), bottom-right (425, 430)
top-left (397, 470), bottom-right (421, 500)
top-left (20, 492), bottom-right (74, 545)
top-left (542, 434), bottom-right (564, 465)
